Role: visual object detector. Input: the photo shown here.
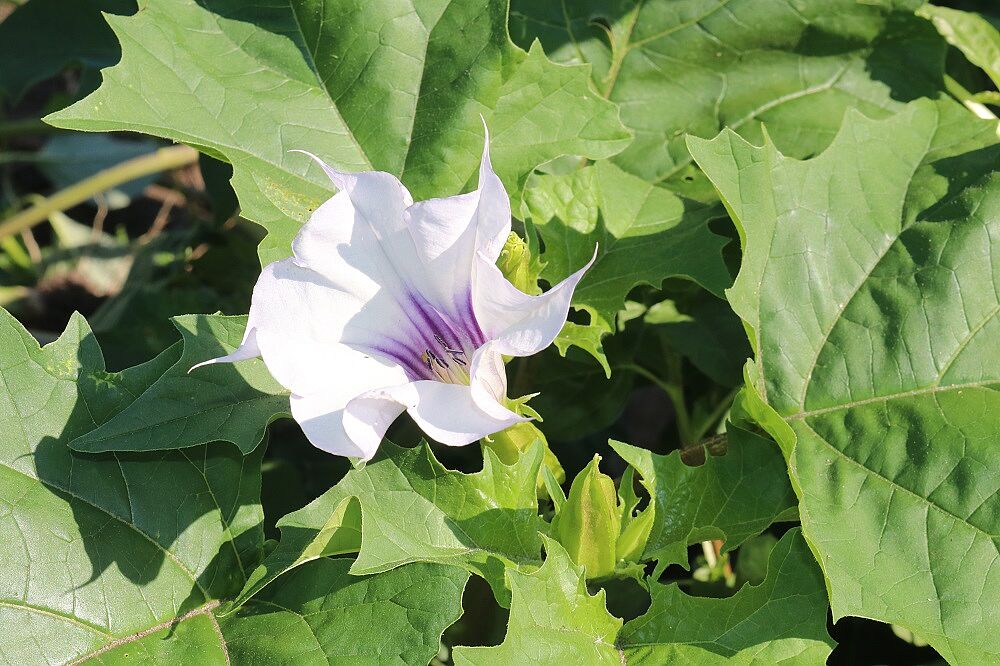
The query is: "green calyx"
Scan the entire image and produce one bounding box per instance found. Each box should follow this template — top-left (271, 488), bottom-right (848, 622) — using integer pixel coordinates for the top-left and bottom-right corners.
top-left (552, 454), bottom-right (652, 580)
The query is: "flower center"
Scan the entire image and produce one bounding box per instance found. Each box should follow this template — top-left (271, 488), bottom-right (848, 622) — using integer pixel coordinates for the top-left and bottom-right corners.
top-left (420, 334), bottom-right (472, 384)
top-left (366, 291), bottom-right (485, 385)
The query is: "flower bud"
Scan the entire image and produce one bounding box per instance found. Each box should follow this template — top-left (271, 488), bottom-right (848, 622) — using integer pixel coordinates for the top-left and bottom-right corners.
top-left (554, 455), bottom-right (620, 579)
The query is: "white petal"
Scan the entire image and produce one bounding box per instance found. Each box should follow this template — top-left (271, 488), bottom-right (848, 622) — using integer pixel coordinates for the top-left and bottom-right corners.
top-left (469, 341), bottom-right (516, 421)
top-left (473, 247), bottom-right (597, 357)
top-left (291, 154), bottom-right (415, 300)
top-left (189, 327), bottom-right (260, 373)
top-left (291, 390), bottom-right (405, 461)
top-left (227, 259), bottom-right (415, 395)
top-left (376, 379), bottom-right (525, 447)
top-left (474, 123), bottom-right (513, 263)
top-left (402, 126), bottom-right (511, 318)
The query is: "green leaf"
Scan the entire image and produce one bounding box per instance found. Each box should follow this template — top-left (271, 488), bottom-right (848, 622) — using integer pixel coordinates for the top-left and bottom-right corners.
top-left (619, 529), bottom-right (835, 664)
top-left (233, 442), bottom-right (545, 610)
top-left (46, 0), bottom-right (630, 264)
top-left (0, 0), bottom-right (133, 101)
top-left (553, 321), bottom-right (611, 377)
top-left (511, 0), bottom-right (945, 190)
top-left (524, 159), bottom-right (730, 338)
top-left (689, 98), bottom-right (1000, 663)
top-left (0, 309), bottom-right (264, 663)
top-left (76, 608), bottom-right (229, 665)
top-left (482, 419), bottom-right (566, 491)
top-left (611, 424), bottom-right (796, 573)
top-left (219, 559), bottom-right (468, 665)
top-left (71, 314), bottom-right (289, 454)
top-left (452, 538), bottom-right (622, 665)
top-left (919, 4), bottom-right (1000, 88)
top-left (84, 562), bottom-right (468, 664)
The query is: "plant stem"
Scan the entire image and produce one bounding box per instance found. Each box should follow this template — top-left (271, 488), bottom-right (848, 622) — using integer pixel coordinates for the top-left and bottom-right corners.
top-left (0, 144), bottom-right (198, 241)
top-left (689, 387), bottom-right (739, 444)
top-left (944, 75), bottom-right (1000, 126)
top-left (618, 362), bottom-right (693, 444)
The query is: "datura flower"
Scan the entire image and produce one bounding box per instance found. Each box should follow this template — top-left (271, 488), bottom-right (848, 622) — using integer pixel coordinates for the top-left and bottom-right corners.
top-left (193, 131), bottom-right (593, 460)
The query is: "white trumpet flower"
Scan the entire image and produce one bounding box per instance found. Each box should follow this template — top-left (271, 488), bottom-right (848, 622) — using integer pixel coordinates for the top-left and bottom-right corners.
top-left (193, 130), bottom-right (594, 460)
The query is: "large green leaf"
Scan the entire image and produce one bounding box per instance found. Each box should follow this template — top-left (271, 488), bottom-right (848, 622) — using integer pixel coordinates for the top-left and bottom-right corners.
top-left (452, 538), bottom-right (622, 665)
top-left (232, 442), bottom-right (545, 610)
top-left (219, 559), bottom-right (468, 665)
top-left (612, 424), bottom-right (796, 574)
top-left (524, 159), bottom-right (731, 333)
top-left (511, 0), bottom-right (944, 190)
top-left (689, 99), bottom-right (1000, 663)
top-left (46, 0), bottom-right (630, 264)
top-left (619, 529), bottom-right (835, 664)
top-left (514, 0), bottom-right (943, 360)
top-left (0, 309), bottom-right (263, 663)
top-left (79, 561), bottom-right (468, 664)
top-left (71, 314), bottom-right (289, 454)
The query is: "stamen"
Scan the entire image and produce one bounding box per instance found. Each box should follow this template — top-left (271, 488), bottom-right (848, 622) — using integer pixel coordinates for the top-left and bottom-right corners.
top-left (423, 348), bottom-right (449, 370)
top-left (435, 333), bottom-right (466, 362)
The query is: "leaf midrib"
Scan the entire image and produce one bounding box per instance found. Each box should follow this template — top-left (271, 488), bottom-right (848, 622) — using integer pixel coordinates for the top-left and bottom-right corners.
top-left (69, 600), bottom-right (226, 665)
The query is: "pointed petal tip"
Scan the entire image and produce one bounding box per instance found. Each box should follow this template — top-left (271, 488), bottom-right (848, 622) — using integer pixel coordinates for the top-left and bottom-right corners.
top-left (187, 358), bottom-right (217, 374)
top-left (291, 149), bottom-right (350, 189)
top-left (478, 117), bottom-right (493, 170)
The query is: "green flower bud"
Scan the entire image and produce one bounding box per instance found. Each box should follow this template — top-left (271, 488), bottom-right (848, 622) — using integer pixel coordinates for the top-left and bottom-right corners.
top-left (496, 231), bottom-right (543, 295)
top-left (554, 455), bottom-right (620, 579)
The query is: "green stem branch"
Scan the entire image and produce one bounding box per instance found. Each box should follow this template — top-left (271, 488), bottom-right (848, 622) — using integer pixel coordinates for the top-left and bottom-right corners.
top-left (944, 75), bottom-right (1000, 126)
top-left (0, 144), bottom-right (198, 240)
top-left (618, 362), bottom-right (692, 444)
top-left (689, 387), bottom-right (739, 444)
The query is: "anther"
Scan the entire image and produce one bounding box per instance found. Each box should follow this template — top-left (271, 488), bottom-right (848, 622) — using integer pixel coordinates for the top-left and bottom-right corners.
top-left (435, 333), bottom-right (465, 358)
top-left (424, 348), bottom-right (448, 370)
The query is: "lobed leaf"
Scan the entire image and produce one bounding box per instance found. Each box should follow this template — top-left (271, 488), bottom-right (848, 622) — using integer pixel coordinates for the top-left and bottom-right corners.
top-left (219, 560), bottom-right (468, 665)
top-left (70, 314), bottom-right (289, 455)
top-left (452, 538), bottom-right (622, 665)
top-left (690, 98), bottom-right (1000, 663)
top-left (612, 424), bottom-right (796, 574)
top-left (231, 442), bottom-right (545, 610)
top-left (46, 0), bottom-right (631, 264)
top-left (524, 159), bottom-right (731, 357)
top-left (619, 529), bottom-right (835, 664)
top-left (0, 309), bottom-right (263, 663)
top-left (511, 0), bottom-right (945, 190)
